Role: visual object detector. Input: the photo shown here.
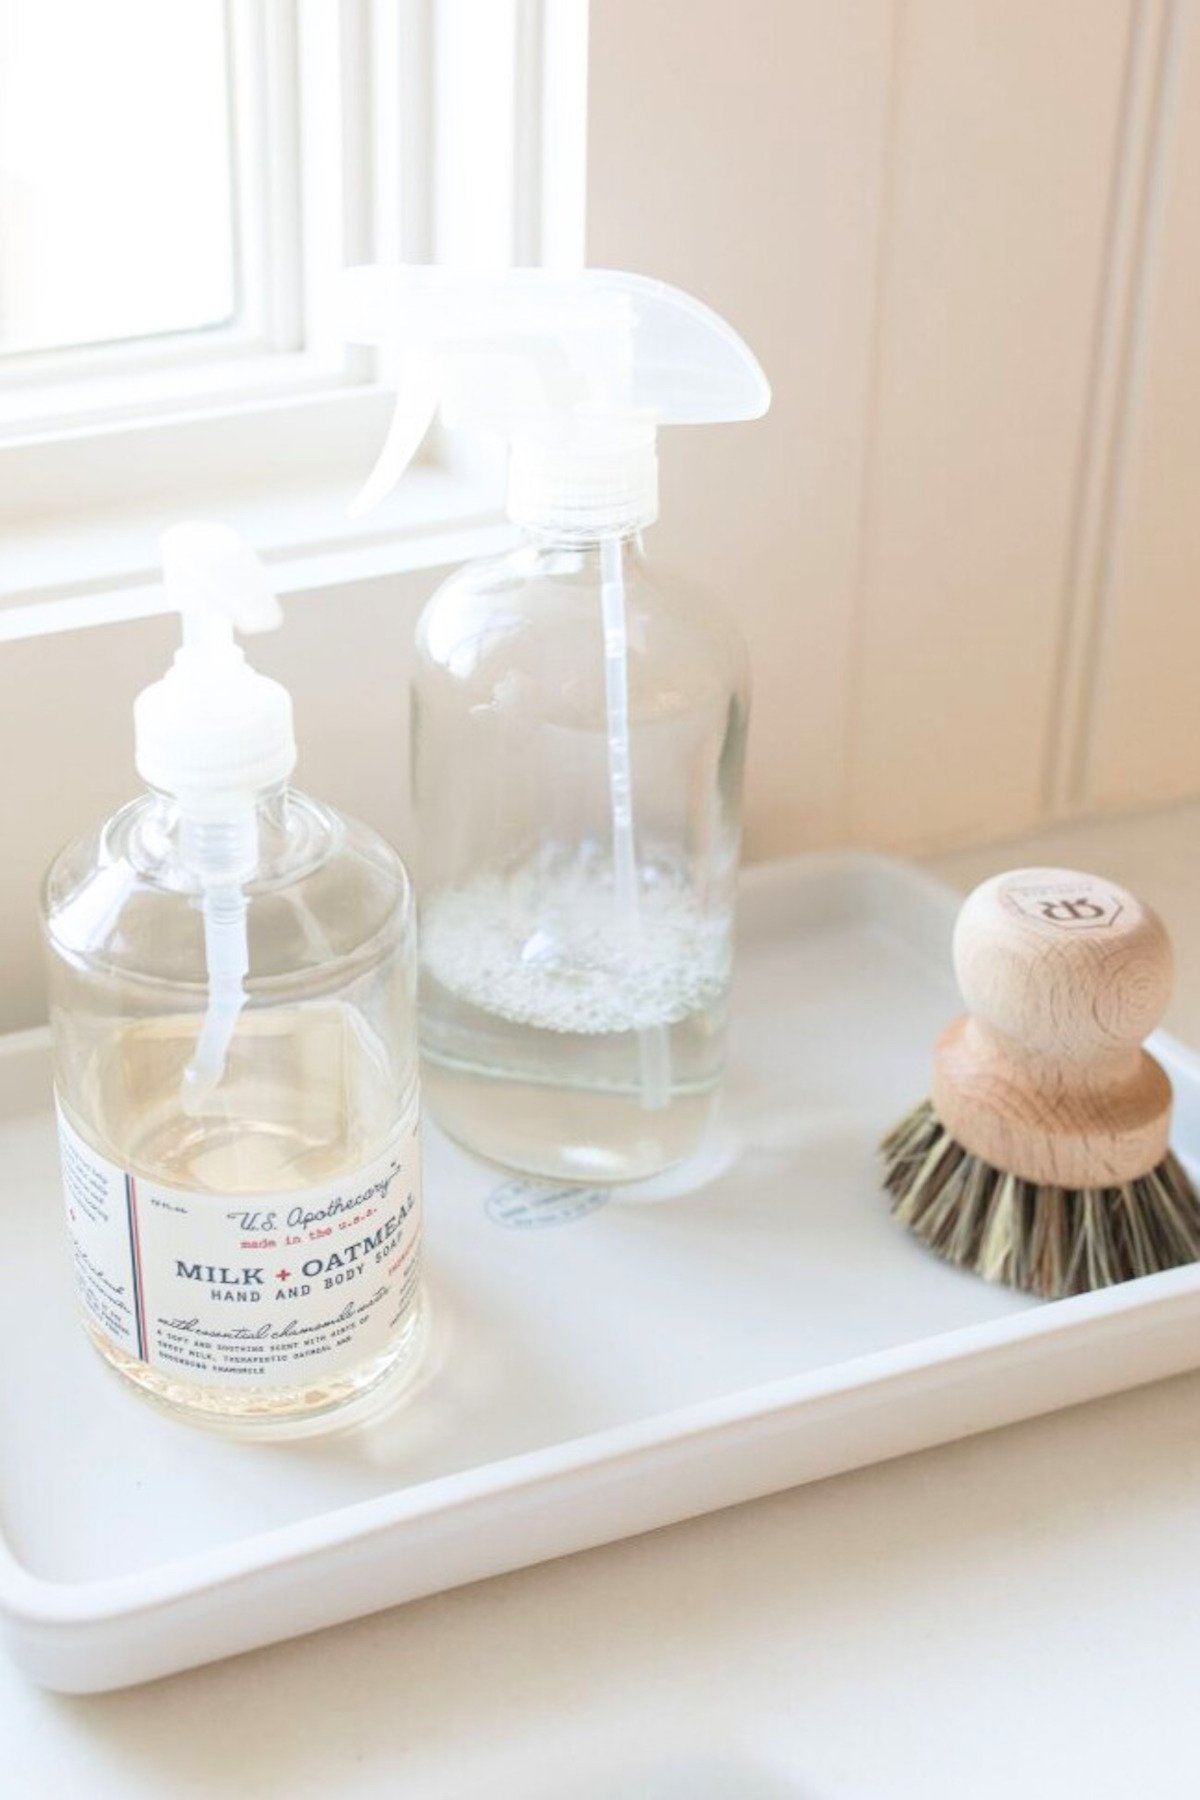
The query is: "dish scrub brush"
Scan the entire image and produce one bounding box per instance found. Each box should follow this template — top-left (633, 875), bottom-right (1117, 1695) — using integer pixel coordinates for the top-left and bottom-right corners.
top-left (881, 867), bottom-right (1200, 1298)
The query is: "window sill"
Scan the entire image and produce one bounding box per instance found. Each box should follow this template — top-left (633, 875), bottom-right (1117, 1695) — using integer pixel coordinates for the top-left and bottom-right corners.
top-left (0, 444), bottom-right (518, 642)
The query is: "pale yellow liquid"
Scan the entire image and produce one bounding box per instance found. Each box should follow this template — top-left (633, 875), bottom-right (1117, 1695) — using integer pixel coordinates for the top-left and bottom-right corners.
top-left (69, 1005), bottom-right (425, 1437)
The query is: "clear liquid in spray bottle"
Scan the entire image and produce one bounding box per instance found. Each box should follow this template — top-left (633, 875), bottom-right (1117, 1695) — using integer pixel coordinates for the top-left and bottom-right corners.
top-left (341, 267), bottom-right (770, 1184)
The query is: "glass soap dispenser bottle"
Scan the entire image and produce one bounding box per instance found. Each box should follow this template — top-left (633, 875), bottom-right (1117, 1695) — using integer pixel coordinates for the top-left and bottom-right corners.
top-left (340, 266), bottom-right (770, 1184)
top-left (42, 524), bottom-right (425, 1436)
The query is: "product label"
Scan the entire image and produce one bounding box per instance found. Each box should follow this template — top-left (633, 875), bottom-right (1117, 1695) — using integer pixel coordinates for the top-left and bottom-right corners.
top-left (56, 1101), bottom-right (422, 1390)
top-left (485, 1179), bottom-right (609, 1230)
top-left (1002, 874), bottom-right (1126, 933)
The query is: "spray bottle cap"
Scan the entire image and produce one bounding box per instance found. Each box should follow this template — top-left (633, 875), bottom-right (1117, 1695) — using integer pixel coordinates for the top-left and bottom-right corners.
top-left (134, 523), bottom-right (296, 811)
top-left (339, 265), bottom-right (770, 538)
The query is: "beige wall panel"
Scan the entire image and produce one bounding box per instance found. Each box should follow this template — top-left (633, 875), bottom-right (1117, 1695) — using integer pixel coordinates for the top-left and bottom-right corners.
top-left (586, 0), bottom-right (897, 856)
top-left (1081, 8), bottom-right (1200, 811)
top-left (847, 0), bottom-right (1131, 850)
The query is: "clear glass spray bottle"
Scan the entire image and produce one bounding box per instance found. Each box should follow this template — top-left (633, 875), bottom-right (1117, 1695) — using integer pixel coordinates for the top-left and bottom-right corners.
top-left (341, 267), bottom-right (769, 1184)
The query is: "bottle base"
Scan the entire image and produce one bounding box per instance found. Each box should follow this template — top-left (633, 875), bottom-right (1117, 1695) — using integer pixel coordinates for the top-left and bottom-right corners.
top-left (85, 1294), bottom-right (431, 1442)
top-left (422, 1058), bottom-right (719, 1185)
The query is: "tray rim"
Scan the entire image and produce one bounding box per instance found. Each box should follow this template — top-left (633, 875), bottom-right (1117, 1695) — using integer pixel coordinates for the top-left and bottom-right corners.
top-left (4, 848), bottom-right (1200, 1629)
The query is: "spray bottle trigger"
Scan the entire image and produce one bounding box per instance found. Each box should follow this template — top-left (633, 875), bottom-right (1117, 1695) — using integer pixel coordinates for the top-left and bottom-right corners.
top-left (347, 354), bottom-right (443, 519)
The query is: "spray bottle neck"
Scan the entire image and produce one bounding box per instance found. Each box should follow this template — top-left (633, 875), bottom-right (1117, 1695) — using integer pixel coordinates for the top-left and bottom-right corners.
top-left (517, 528), bottom-right (647, 567)
top-left (506, 427), bottom-right (658, 543)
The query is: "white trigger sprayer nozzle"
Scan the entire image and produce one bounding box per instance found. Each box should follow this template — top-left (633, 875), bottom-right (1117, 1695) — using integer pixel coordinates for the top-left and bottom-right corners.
top-left (134, 524), bottom-right (296, 1113)
top-left (338, 265), bottom-right (770, 531)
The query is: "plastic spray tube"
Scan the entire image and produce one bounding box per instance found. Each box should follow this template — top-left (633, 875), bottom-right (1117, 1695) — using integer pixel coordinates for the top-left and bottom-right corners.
top-left (599, 534), bottom-right (670, 1110)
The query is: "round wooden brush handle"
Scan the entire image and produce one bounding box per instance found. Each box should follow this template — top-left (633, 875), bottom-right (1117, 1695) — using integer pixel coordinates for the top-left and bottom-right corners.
top-left (930, 868), bottom-right (1174, 1187)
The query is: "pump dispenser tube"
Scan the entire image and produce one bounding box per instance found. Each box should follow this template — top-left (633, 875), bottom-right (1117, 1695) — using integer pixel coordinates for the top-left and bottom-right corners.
top-left (181, 808), bottom-right (256, 1111)
top-left (133, 525), bottom-right (295, 1112)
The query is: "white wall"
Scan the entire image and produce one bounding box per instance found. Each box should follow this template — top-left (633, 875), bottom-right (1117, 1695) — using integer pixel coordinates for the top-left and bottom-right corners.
top-left (586, 0), bottom-right (1200, 856)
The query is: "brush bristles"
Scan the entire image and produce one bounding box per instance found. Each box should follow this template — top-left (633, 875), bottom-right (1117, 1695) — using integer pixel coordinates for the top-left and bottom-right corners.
top-left (881, 1098), bottom-right (1200, 1299)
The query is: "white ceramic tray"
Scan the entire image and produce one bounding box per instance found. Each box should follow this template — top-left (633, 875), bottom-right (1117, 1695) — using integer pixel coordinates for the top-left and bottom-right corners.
top-left (4, 852), bottom-right (1200, 1692)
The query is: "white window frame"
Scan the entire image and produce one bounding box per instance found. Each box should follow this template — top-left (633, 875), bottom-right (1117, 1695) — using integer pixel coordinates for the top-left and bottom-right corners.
top-left (0, 0), bottom-right (589, 641)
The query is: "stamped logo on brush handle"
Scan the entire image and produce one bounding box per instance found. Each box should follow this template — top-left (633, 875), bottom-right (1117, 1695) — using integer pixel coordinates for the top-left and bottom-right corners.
top-left (1001, 878), bottom-right (1125, 932)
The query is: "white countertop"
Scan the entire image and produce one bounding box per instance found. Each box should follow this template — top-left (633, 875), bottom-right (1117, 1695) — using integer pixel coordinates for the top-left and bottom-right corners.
top-left (7, 808), bottom-right (1200, 1799)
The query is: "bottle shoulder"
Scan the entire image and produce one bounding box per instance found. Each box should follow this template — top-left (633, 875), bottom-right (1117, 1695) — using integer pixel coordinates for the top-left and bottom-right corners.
top-left (418, 541), bottom-right (736, 626)
top-left (43, 789), bottom-right (413, 987)
top-left (414, 542), bottom-right (748, 709)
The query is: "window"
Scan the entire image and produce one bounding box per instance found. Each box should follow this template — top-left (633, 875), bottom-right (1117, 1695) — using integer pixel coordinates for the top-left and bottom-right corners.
top-left (0, 0), bottom-right (588, 636)
top-left (0, 2), bottom-right (237, 358)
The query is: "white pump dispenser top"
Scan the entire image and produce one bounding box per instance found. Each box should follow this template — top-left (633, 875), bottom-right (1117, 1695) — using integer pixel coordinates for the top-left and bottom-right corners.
top-left (135, 522), bottom-right (294, 809)
top-left (135, 523), bottom-right (295, 1110)
top-left (339, 266), bottom-right (771, 535)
